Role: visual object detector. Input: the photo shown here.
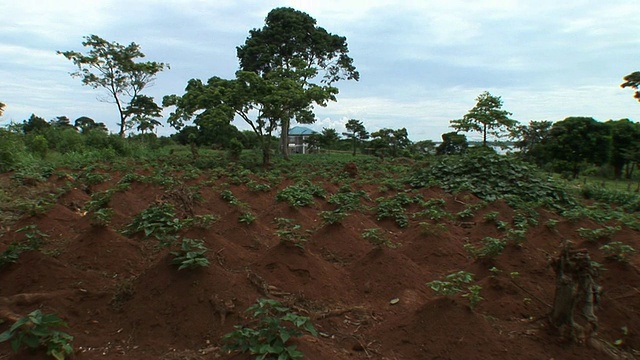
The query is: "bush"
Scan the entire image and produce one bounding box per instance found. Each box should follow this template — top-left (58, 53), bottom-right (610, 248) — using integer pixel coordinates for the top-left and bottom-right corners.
top-left (0, 309), bottom-right (74, 359)
top-left (223, 298), bottom-right (317, 360)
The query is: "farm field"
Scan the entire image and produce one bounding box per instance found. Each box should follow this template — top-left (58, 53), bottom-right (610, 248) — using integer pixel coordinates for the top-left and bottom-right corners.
top-left (1, 151), bottom-right (639, 359)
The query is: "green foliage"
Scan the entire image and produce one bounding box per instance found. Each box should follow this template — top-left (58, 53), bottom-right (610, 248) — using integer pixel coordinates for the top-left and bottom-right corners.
top-left (464, 237), bottom-right (507, 260)
top-left (59, 35), bottom-right (167, 137)
top-left (274, 218), bottom-right (308, 248)
top-left (239, 212), bottom-right (257, 224)
top-left (276, 182), bottom-right (325, 207)
top-left (543, 117), bottom-right (611, 178)
top-left (375, 192), bottom-right (413, 228)
top-left (410, 152), bottom-right (575, 209)
top-left (221, 189), bottom-right (241, 205)
top-left (246, 180), bottom-right (272, 192)
top-left (327, 186), bottom-right (370, 211)
top-left (436, 131), bottom-right (468, 155)
top-left (545, 218), bottom-right (559, 229)
top-left (450, 91), bottom-right (515, 146)
top-left (361, 228), bottom-right (397, 248)
top-left (418, 221), bottom-right (447, 236)
top-left (28, 135), bottom-right (49, 159)
top-left (463, 285), bottom-right (484, 310)
top-left (319, 209), bottom-right (348, 225)
top-left (576, 225), bottom-right (621, 242)
top-left (600, 241), bottom-right (636, 263)
top-left (0, 309), bottom-right (73, 359)
top-left (580, 185), bottom-right (640, 212)
top-left (427, 271), bottom-right (483, 309)
top-left (186, 214), bottom-right (219, 228)
top-left (223, 298), bottom-right (317, 360)
top-left (123, 203), bottom-right (182, 245)
top-left (170, 238), bottom-right (210, 270)
top-left (0, 226), bottom-right (47, 270)
top-left (483, 211), bottom-right (500, 222)
top-left (413, 197), bottom-right (450, 220)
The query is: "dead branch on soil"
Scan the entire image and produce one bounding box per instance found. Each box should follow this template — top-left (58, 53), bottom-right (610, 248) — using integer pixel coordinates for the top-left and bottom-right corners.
top-left (0, 290), bottom-right (77, 324)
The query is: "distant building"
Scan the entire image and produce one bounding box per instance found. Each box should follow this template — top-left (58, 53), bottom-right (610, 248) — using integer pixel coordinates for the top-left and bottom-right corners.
top-left (288, 126), bottom-right (317, 154)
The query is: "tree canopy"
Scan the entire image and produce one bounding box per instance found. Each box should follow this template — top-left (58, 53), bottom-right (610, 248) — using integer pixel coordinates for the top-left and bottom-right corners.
top-left (0, 101), bottom-right (5, 117)
top-left (344, 119), bottom-right (369, 156)
top-left (451, 91), bottom-right (516, 146)
top-left (58, 35), bottom-right (167, 137)
top-left (237, 7), bottom-right (359, 159)
top-left (543, 117), bottom-right (610, 178)
top-left (621, 71), bottom-right (640, 102)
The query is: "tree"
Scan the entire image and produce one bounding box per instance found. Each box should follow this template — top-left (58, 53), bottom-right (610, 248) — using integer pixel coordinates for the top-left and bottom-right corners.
top-left (22, 114), bottom-right (50, 134)
top-left (0, 101), bottom-right (5, 117)
top-left (436, 132), bottom-right (468, 155)
top-left (58, 35), bottom-right (168, 137)
top-left (621, 71), bottom-right (640, 102)
top-left (370, 128), bottom-right (410, 159)
top-left (165, 72), bottom-right (280, 166)
top-left (320, 128), bottom-right (340, 153)
top-left (344, 119), bottom-right (369, 156)
top-left (237, 7), bottom-right (359, 160)
top-left (510, 120), bottom-right (552, 164)
top-left (74, 116), bottom-right (107, 134)
top-left (451, 91), bottom-right (516, 146)
top-left (606, 119), bottom-right (640, 179)
top-left (543, 117), bottom-right (610, 178)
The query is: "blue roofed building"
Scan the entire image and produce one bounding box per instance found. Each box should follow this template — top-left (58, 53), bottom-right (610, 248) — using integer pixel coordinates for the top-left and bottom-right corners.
top-left (288, 126), bottom-right (317, 154)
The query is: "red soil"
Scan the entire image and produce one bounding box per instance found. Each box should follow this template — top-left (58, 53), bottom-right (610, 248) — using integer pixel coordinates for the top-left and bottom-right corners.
top-left (1, 169), bottom-right (639, 359)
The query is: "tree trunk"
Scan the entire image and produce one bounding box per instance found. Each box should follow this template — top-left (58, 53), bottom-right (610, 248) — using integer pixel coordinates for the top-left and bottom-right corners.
top-left (550, 241), bottom-right (600, 341)
top-left (280, 119), bottom-right (290, 160)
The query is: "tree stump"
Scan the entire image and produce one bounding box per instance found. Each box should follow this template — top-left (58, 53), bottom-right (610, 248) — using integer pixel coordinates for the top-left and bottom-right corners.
top-left (550, 241), bottom-right (600, 342)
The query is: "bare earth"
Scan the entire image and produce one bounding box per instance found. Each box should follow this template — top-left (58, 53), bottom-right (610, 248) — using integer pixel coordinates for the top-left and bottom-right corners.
top-left (1, 166), bottom-right (639, 359)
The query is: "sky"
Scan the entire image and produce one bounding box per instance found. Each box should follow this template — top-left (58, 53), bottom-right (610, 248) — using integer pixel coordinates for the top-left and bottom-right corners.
top-left (1, 0), bottom-right (639, 142)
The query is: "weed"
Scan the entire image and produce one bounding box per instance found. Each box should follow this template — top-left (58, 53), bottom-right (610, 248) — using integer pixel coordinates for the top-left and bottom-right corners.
top-left (0, 309), bottom-right (73, 359)
top-left (463, 284), bottom-right (484, 310)
top-left (600, 241), bottom-right (636, 263)
top-left (246, 180), bottom-right (271, 192)
top-left (170, 238), bottom-right (210, 270)
top-left (239, 212), bottom-right (257, 224)
top-left (545, 218), bottom-right (559, 229)
top-left (418, 221), bottom-right (447, 236)
top-left (186, 214), bottom-right (220, 229)
top-left (276, 182), bottom-right (325, 207)
top-left (220, 189), bottom-right (240, 205)
top-left (274, 218), bottom-right (307, 248)
top-left (89, 207), bottom-right (114, 227)
top-left (110, 278), bottom-right (136, 311)
top-left (576, 225), bottom-right (621, 242)
top-left (319, 209), bottom-right (348, 225)
top-left (223, 298), bottom-right (317, 360)
top-left (464, 237), bottom-right (507, 260)
top-left (361, 228), bottom-right (397, 248)
top-left (123, 203), bottom-right (182, 246)
top-left (483, 211), bottom-right (500, 222)
top-left (427, 271), bottom-right (483, 310)
top-left (375, 192), bottom-right (413, 228)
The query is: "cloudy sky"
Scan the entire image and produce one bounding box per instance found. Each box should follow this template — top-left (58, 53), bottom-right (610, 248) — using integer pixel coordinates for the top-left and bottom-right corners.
top-left (1, 0), bottom-right (639, 141)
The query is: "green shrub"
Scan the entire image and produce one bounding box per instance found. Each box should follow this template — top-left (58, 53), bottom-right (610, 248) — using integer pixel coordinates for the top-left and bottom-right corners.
top-left (274, 218), bottom-right (307, 248)
top-left (361, 228), bottom-right (397, 248)
top-left (170, 238), bottom-right (210, 270)
top-left (427, 271), bottom-right (483, 309)
top-left (276, 182), bottom-right (325, 207)
top-left (464, 237), bottom-right (506, 260)
top-left (0, 309), bottom-right (73, 359)
top-left (223, 298), bottom-right (317, 360)
top-left (123, 203), bottom-right (182, 245)
top-left (600, 241), bottom-right (636, 263)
